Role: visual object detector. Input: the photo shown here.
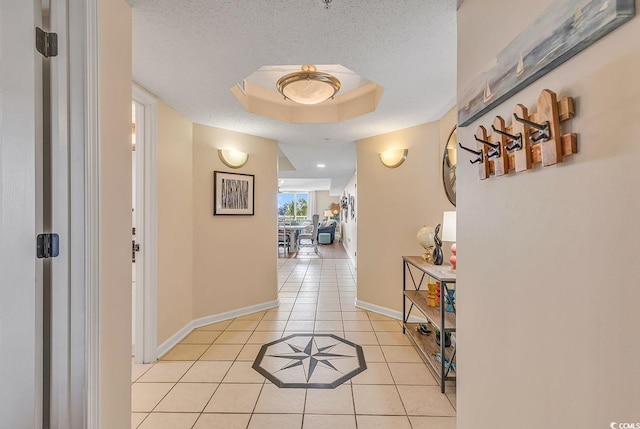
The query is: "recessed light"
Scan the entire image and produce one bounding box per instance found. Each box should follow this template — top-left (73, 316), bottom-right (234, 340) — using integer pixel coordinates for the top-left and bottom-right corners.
top-left (317, 164), bottom-right (326, 168)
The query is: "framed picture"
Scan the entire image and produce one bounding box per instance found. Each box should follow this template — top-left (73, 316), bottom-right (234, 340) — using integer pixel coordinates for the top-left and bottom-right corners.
top-left (214, 171), bottom-right (255, 216)
top-left (349, 195), bottom-right (355, 220)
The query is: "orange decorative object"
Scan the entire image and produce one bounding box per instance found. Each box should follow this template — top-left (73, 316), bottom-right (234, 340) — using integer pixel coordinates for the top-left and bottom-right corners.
top-left (427, 283), bottom-right (438, 308)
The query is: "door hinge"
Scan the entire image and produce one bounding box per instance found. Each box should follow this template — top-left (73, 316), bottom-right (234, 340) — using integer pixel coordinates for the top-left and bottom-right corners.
top-left (35, 27), bottom-right (58, 58)
top-left (37, 233), bottom-right (60, 259)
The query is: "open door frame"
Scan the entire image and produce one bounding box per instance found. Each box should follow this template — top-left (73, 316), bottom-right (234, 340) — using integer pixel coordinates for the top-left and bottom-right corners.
top-left (3, 0), bottom-right (148, 425)
top-left (48, 0), bottom-right (100, 427)
top-left (48, 0), bottom-right (103, 426)
top-left (132, 84), bottom-right (158, 364)
top-left (0, 0), bottom-right (98, 427)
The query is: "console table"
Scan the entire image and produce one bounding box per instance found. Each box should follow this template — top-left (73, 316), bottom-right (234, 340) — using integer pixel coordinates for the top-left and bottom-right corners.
top-left (402, 256), bottom-right (456, 393)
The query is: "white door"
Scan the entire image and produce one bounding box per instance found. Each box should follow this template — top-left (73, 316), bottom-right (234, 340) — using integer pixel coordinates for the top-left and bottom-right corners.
top-left (0, 0), bottom-right (44, 427)
top-left (131, 89), bottom-right (159, 364)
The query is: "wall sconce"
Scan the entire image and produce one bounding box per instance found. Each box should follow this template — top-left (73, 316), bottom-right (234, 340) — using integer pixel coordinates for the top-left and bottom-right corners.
top-left (379, 148), bottom-right (408, 168)
top-left (330, 203), bottom-right (340, 215)
top-left (218, 149), bottom-right (249, 169)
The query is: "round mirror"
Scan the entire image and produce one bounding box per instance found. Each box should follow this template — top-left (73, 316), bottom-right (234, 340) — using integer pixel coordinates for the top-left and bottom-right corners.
top-left (442, 126), bottom-right (457, 206)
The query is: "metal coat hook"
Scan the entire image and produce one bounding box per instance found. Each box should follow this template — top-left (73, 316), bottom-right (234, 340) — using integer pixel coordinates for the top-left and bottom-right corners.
top-left (513, 113), bottom-right (550, 142)
top-left (491, 125), bottom-right (522, 151)
top-left (458, 142), bottom-right (483, 164)
top-left (474, 135), bottom-right (500, 159)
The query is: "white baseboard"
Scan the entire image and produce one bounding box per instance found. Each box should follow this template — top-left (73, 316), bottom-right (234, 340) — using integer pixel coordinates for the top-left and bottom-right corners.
top-left (191, 299), bottom-right (280, 330)
top-left (340, 241), bottom-right (356, 268)
top-left (157, 299), bottom-right (280, 358)
top-left (347, 252), bottom-right (356, 268)
top-left (355, 299), bottom-right (427, 323)
top-left (157, 320), bottom-right (194, 359)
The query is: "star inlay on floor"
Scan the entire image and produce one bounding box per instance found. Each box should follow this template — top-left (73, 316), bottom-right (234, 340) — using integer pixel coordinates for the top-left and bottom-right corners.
top-left (253, 334), bottom-right (366, 388)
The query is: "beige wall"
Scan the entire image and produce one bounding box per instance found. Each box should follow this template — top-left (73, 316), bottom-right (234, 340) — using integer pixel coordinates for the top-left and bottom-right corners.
top-left (315, 191), bottom-right (338, 218)
top-left (457, 1), bottom-right (640, 427)
top-left (98, 0), bottom-right (132, 427)
top-left (356, 113), bottom-right (456, 312)
top-left (341, 173), bottom-right (358, 265)
top-left (192, 124), bottom-right (279, 318)
top-left (157, 102), bottom-right (194, 344)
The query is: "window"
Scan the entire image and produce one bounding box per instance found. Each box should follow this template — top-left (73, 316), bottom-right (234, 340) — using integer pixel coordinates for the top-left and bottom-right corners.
top-left (278, 192), bottom-right (309, 222)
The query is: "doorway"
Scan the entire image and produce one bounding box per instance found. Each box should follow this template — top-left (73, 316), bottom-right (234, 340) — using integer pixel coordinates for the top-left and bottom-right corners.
top-left (131, 87), bottom-right (159, 364)
top-left (132, 102), bottom-right (138, 355)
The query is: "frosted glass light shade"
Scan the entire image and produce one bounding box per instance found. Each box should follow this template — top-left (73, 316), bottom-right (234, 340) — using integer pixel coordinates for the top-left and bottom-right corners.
top-left (379, 148), bottom-right (408, 168)
top-left (282, 80), bottom-right (335, 104)
top-left (276, 65), bottom-right (341, 105)
top-left (218, 149), bottom-right (249, 168)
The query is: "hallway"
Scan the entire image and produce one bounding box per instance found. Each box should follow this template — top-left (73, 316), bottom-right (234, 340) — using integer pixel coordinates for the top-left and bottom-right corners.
top-left (131, 258), bottom-right (456, 428)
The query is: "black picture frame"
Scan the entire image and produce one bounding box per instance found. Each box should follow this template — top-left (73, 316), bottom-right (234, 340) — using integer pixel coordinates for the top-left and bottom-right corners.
top-left (213, 171), bottom-right (255, 216)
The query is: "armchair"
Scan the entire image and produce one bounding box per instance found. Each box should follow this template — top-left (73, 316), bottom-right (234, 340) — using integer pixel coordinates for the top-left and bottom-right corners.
top-left (317, 220), bottom-right (337, 244)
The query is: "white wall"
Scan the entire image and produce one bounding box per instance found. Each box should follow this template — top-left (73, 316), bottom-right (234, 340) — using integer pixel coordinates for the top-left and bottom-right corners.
top-left (341, 173), bottom-right (358, 266)
top-left (315, 190), bottom-right (339, 219)
top-left (457, 1), bottom-right (640, 428)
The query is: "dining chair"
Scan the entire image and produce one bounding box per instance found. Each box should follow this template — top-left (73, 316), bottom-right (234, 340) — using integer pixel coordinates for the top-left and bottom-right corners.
top-left (278, 227), bottom-right (290, 254)
top-left (297, 214), bottom-right (319, 254)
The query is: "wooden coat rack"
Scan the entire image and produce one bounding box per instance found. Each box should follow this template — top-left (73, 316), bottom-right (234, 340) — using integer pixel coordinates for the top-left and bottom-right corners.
top-left (459, 89), bottom-right (578, 179)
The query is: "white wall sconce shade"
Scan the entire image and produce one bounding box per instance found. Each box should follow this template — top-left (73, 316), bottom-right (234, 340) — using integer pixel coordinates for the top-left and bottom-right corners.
top-left (379, 148), bottom-right (408, 168)
top-left (218, 149), bottom-right (249, 169)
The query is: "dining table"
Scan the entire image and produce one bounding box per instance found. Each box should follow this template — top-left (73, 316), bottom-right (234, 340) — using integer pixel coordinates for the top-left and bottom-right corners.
top-left (279, 224), bottom-right (309, 253)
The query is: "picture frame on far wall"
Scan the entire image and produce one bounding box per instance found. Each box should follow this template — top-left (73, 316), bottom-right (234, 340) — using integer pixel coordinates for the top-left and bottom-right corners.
top-left (214, 171), bottom-right (255, 216)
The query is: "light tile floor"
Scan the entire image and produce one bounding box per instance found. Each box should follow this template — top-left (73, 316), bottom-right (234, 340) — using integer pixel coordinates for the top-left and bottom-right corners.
top-left (132, 258), bottom-right (456, 428)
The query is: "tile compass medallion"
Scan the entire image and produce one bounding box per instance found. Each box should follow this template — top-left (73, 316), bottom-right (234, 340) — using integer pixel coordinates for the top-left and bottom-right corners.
top-left (253, 334), bottom-right (366, 388)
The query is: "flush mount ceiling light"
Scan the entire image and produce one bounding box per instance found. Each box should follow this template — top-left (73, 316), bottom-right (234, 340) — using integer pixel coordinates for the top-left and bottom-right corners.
top-left (232, 64), bottom-right (384, 123)
top-left (276, 65), bottom-right (341, 105)
top-left (218, 149), bottom-right (249, 169)
top-left (380, 149), bottom-right (408, 168)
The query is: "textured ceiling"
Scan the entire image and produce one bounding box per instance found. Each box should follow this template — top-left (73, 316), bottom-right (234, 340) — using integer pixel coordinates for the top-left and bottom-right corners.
top-left (129, 0), bottom-right (457, 194)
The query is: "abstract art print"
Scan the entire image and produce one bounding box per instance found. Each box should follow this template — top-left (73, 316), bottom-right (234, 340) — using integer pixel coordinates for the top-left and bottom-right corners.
top-left (458, 0), bottom-right (634, 127)
top-left (214, 171), bottom-right (255, 215)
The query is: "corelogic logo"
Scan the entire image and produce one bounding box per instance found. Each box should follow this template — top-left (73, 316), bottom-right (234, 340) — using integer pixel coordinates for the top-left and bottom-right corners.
top-left (610, 423), bottom-right (640, 429)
